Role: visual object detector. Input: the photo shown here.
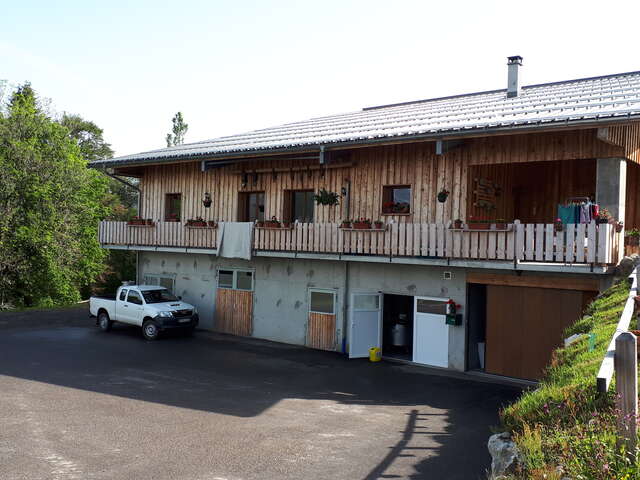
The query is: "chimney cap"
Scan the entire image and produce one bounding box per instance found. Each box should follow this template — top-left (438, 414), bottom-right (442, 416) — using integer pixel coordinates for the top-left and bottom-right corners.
top-left (507, 55), bottom-right (523, 65)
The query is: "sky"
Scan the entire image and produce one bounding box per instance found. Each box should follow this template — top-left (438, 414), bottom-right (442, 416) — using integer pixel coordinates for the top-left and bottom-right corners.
top-left (3, 0), bottom-right (640, 157)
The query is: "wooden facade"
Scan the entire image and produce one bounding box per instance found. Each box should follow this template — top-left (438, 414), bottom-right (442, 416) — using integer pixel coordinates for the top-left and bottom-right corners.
top-left (128, 128), bottom-right (632, 228)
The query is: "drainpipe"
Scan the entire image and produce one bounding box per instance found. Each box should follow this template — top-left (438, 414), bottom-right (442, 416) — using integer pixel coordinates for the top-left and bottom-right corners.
top-left (342, 261), bottom-right (350, 354)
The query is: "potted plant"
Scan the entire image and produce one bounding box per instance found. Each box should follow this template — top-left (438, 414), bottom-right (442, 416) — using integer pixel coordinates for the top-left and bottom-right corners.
top-left (595, 208), bottom-right (612, 225)
top-left (127, 216), bottom-right (146, 226)
top-left (554, 218), bottom-right (563, 232)
top-left (625, 229), bottom-right (640, 246)
top-left (256, 220), bottom-right (264, 228)
top-left (615, 221), bottom-right (624, 233)
top-left (468, 217), bottom-right (490, 230)
top-left (266, 216), bottom-right (281, 229)
top-left (373, 220), bottom-right (385, 230)
top-left (353, 218), bottom-right (372, 229)
top-left (145, 219), bottom-right (154, 226)
top-left (166, 213), bottom-right (179, 223)
top-left (186, 216), bottom-right (207, 227)
top-left (494, 219), bottom-right (507, 230)
top-left (313, 188), bottom-right (340, 206)
top-left (340, 220), bottom-right (352, 229)
top-left (452, 219), bottom-right (463, 229)
top-left (437, 189), bottom-right (450, 203)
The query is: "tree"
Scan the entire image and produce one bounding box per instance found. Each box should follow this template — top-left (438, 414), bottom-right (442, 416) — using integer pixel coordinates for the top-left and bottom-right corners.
top-left (165, 111), bottom-right (188, 147)
top-left (0, 84), bottom-right (110, 307)
top-left (58, 113), bottom-right (138, 296)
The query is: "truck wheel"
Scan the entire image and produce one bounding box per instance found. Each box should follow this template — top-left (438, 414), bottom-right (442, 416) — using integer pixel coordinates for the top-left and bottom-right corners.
top-left (142, 320), bottom-right (159, 341)
top-left (98, 312), bottom-right (112, 332)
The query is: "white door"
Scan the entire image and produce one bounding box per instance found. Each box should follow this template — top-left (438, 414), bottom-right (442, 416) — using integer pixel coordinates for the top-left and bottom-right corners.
top-left (413, 297), bottom-right (449, 368)
top-left (348, 293), bottom-right (383, 358)
top-left (122, 290), bottom-right (145, 326)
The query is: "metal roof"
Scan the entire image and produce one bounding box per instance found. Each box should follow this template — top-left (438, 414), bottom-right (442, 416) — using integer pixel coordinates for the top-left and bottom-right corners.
top-left (91, 70), bottom-right (640, 168)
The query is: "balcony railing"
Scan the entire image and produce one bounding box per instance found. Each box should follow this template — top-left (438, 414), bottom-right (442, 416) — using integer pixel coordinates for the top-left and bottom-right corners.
top-left (99, 221), bottom-right (623, 265)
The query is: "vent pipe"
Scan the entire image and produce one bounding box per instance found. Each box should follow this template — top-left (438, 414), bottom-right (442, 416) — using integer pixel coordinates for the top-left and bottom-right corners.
top-left (507, 56), bottom-right (523, 98)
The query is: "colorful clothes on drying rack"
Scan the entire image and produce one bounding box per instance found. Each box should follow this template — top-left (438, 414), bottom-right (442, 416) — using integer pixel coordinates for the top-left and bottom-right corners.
top-left (558, 204), bottom-right (578, 224)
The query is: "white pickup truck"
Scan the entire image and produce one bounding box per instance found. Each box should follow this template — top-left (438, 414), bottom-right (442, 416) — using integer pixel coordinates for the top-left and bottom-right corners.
top-left (89, 285), bottom-right (199, 340)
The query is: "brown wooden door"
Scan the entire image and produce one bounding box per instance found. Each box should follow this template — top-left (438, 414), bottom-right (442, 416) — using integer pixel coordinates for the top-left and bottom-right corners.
top-left (485, 285), bottom-right (590, 380)
top-left (214, 288), bottom-right (253, 336)
top-left (306, 313), bottom-right (336, 351)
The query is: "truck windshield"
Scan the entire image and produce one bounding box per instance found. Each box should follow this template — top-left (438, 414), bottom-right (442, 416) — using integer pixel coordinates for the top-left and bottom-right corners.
top-left (142, 290), bottom-right (179, 304)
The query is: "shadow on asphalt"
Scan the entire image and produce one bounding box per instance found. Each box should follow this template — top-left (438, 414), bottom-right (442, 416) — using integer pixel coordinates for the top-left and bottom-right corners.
top-left (0, 306), bottom-right (520, 480)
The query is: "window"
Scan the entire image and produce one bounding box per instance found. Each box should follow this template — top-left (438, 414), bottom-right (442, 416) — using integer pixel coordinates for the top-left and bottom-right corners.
top-left (382, 185), bottom-right (411, 214)
top-left (310, 290), bottom-right (336, 315)
top-left (285, 190), bottom-right (314, 223)
top-left (165, 193), bottom-right (182, 221)
top-left (416, 298), bottom-right (447, 315)
top-left (126, 290), bottom-right (143, 305)
top-left (238, 192), bottom-right (265, 222)
top-left (353, 294), bottom-right (380, 310)
top-left (143, 274), bottom-right (175, 294)
top-left (142, 289), bottom-right (179, 304)
top-left (218, 269), bottom-right (254, 291)
top-left (119, 289), bottom-right (128, 301)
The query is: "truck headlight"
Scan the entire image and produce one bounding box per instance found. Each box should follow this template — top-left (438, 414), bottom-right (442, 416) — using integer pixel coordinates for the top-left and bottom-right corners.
top-left (158, 311), bottom-right (173, 318)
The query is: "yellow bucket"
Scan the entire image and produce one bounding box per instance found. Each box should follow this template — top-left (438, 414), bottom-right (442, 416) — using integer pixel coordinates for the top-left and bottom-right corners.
top-left (369, 347), bottom-right (382, 362)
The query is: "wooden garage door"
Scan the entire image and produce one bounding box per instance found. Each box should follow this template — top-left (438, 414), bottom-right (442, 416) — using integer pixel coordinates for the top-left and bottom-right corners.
top-left (485, 286), bottom-right (594, 380)
top-left (215, 289), bottom-right (253, 336)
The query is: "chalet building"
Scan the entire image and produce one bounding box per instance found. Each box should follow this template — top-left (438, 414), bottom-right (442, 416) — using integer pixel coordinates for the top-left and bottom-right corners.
top-left (91, 57), bottom-right (640, 382)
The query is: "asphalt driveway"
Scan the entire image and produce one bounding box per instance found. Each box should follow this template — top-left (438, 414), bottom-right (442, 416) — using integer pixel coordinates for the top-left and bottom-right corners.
top-left (0, 305), bottom-right (519, 480)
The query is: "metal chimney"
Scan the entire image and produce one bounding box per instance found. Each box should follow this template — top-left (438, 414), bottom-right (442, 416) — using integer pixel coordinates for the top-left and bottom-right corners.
top-left (507, 56), bottom-right (523, 98)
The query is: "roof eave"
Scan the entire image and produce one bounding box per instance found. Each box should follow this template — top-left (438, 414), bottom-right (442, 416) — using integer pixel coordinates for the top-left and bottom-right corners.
top-left (89, 114), bottom-right (640, 169)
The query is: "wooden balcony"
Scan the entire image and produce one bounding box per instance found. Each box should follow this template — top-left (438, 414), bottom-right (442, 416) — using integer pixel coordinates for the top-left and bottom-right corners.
top-left (99, 221), bottom-right (623, 266)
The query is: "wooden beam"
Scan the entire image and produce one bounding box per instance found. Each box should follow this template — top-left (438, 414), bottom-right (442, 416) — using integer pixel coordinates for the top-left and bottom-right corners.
top-left (230, 162), bottom-right (353, 175)
top-left (466, 272), bottom-right (600, 291)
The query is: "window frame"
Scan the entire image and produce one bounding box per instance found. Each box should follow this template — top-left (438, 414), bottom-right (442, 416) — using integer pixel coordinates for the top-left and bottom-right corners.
top-left (285, 189), bottom-right (315, 223)
top-left (381, 184), bottom-right (412, 215)
top-left (126, 290), bottom-right (144, 305)
top-left (165, 193), bottom-right (182, 221)
top-left (142, 274), bottom-right (176, 294)
top-left (308, 288), bottom-right (337, 315)
top-left (238, 191), bottom-right (265, 222)
top-left (217, 268), bottom-right (255, 291)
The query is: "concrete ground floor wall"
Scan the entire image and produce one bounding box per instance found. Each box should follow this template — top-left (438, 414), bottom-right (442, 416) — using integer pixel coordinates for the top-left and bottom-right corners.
top-left (137, 251), bottom-right (611, 376)
top-left (138, 251), bottom-right (468, 370)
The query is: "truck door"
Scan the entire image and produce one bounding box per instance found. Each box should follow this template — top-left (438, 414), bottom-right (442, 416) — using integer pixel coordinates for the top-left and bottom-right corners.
top-left (122, 290), bottom-right (144, 326)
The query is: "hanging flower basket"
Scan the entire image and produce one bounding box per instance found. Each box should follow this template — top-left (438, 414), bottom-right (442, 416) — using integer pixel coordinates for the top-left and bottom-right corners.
top-left (313, 188), bottom-right (340, 206)
top-left (437, 189), bottom-right (450, 203)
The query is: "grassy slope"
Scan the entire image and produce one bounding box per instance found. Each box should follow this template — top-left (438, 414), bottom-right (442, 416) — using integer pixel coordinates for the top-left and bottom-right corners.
top-left (500, 280), bottom-right (638, 479)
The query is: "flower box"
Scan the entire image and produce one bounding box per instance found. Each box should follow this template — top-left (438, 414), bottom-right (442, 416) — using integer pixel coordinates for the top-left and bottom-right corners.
top-left (340, 221), bottom-right (352, 229)
top-left (128, 218), bottom-right (154, 226)
top-left (625, 236), bottom-right (640, 247)
top-left (207, 221), bottom-right (218, 228)
top-left (468, 222), bottom-right (490, 230)
top-left (493, 223), bottom-right (508, 230)
top-left (373, 221), bottom-right (385, 230)
top-left (353, 221), bottom-right (372, 230)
